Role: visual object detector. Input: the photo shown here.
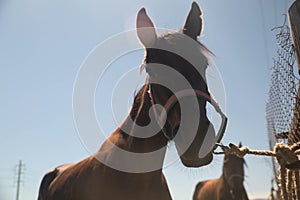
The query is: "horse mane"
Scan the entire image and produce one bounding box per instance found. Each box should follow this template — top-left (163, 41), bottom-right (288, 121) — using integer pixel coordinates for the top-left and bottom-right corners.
top-left (129, 81), bottom-right (151, 125)
top-left (159, 31), bottom-right (215, 57)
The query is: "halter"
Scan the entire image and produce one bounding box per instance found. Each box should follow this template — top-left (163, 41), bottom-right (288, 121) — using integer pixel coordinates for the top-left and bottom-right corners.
top-left (148, 84), bottom-right (227, 147)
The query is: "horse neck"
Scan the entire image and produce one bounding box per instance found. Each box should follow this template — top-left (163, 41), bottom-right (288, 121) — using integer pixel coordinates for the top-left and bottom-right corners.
top-left (98, 84), bottom-right (168, 171)
top-left (122, 84), bottom-right (168, 152)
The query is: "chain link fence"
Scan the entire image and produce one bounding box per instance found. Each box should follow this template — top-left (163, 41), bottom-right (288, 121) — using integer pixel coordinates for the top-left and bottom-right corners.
top-left (266, 17), bottom-right (299, 199)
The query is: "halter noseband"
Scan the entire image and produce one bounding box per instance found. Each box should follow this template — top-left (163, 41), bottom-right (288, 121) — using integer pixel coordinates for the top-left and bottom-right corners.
top-left (148, 84), bottom-right (227, 145)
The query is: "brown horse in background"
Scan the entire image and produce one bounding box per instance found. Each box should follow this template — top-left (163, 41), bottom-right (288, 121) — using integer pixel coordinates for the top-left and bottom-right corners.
top-left (38, 2), bottom-right (227, 200)
top-left (193, 143), bottom-right (249, 200)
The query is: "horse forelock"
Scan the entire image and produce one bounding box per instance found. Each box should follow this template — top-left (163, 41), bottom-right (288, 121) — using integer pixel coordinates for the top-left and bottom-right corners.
top-left (139, 31), bottom-right (215, 74)
top-left (159, 31), bottom-right (215, 62)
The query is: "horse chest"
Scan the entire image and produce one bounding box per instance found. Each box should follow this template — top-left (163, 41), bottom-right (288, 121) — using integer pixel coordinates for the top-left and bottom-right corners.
top-left (83, 166), bottom-right (172, 200)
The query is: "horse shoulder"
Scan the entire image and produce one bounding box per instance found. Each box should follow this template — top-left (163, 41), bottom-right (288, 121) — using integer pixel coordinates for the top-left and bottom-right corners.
top-left (193, 178), bottom-right (221, 200)
top-left (38, 168), bottom-right (59, 200)
top-left (193, 181), bottom-right (206, 200)
top-left (193, 180), bottom-right (216, 200)
top-left (38, 157), bottom-right (99, 200)
top-left (37, 163), bottom-right (74, 200)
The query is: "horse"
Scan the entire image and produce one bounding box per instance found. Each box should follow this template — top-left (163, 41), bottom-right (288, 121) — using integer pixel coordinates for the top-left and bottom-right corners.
top-left (38, 2), bottom-right (227, 200)
top-left (193, 143), bottom-right (249, 200)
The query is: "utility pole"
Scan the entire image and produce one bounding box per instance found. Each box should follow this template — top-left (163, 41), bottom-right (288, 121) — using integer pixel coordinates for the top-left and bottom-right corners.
top-left (288, 0), bottom-right (300, 143)
top-left (288, 0), bottom-right (300, 74)
top-left (15, 160), bottom-right (24, 200)
top-left (288, 0), bottom-right (300, 199)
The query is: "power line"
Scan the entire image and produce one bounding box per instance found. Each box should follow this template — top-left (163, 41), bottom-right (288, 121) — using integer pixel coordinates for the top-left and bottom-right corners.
top-left (15, 160), bottom-right (25, 200)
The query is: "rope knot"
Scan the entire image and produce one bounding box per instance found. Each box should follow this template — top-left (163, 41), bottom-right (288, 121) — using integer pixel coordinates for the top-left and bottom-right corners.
top-left (216, 143), bottom-right (249, 158)
top-left (274, 142), bottom-right (300, 169)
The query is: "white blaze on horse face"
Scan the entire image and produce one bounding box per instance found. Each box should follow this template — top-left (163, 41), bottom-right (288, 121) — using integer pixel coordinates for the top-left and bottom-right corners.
top-left (136, 8), bottom-right (157, 47)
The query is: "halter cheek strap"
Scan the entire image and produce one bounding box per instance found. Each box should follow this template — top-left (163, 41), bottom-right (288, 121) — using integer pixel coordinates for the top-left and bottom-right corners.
top-left (148, 84), bottom-right (227, 143)
top-left (147, 86), bottom-right (171, 139)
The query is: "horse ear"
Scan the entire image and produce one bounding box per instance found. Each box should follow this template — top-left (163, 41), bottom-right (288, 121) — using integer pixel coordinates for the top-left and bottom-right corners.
top-left (239, 142), bottom-right (242, 148)
top-left (183, 2), bottom-right (203, 40)
top-left (136, 8), bottom-right (157, 47)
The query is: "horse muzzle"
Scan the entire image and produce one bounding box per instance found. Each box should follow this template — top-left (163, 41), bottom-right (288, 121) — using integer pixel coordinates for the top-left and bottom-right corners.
top-left (180, 151), bottom-right (213, 167)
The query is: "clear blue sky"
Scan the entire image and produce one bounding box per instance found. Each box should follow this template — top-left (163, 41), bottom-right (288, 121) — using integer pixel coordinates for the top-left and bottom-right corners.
top-left (0, 0), bottom-right (295, 199)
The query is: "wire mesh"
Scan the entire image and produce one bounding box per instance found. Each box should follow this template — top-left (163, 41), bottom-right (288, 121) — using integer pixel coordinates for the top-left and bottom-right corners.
top-left (266, 21), bottom-right (298, 144)
top-left (266, 17), bottom-right (299, 199)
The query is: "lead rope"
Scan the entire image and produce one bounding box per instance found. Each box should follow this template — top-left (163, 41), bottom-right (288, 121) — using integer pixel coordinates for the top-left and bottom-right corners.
top-left (215, 142), bottom-right (300, 200)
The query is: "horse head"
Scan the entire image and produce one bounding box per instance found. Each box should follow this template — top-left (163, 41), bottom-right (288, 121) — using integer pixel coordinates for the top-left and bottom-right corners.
top-left (223, 142), bottom-right (247, 199)
top-left (136, 2), bottom-right (226, 167)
